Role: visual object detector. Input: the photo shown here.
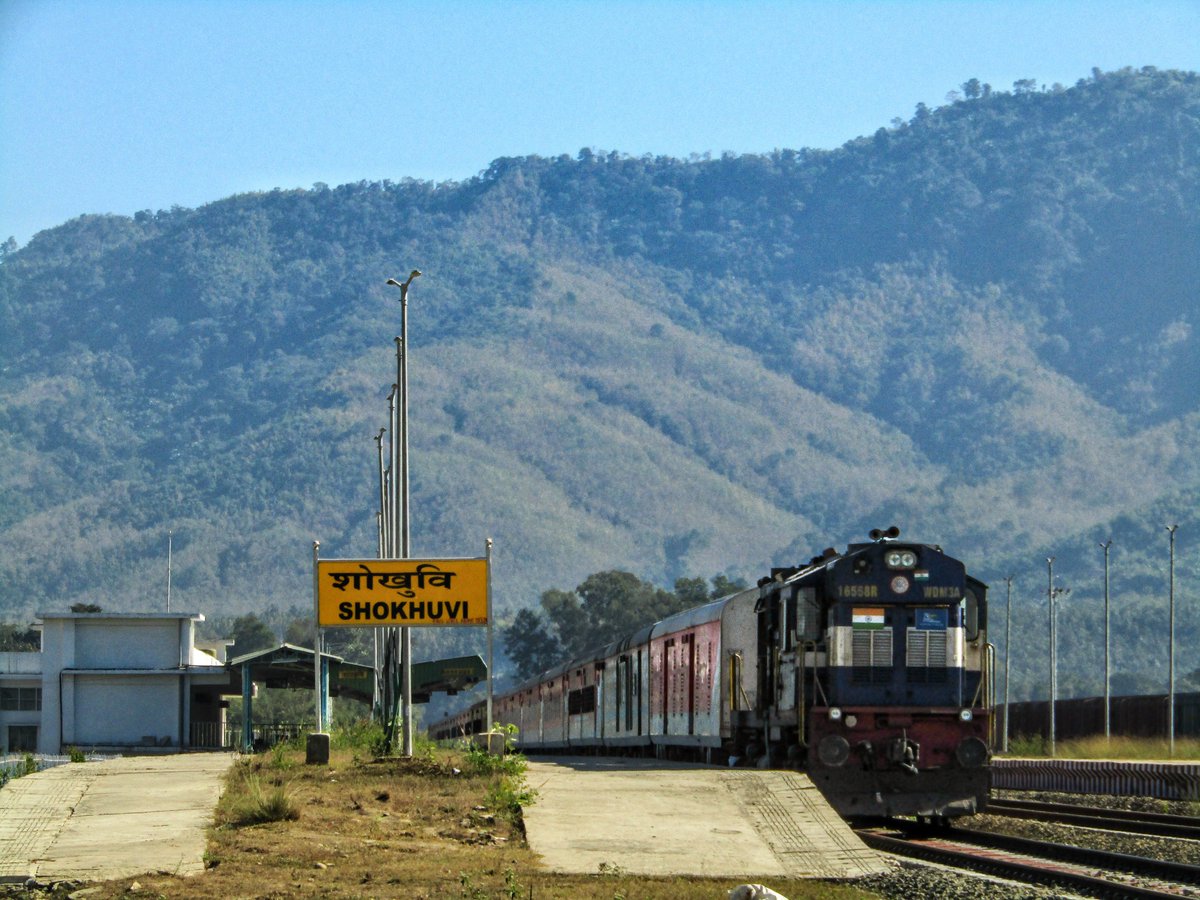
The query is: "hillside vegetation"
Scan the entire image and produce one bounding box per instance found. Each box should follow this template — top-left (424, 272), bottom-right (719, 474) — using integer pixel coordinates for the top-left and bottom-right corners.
top-left (1, 67), bottom-right (1197, 701)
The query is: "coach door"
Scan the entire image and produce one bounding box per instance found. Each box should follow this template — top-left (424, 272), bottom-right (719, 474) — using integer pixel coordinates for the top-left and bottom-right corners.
top-left (636, 648), bottom-right (644, 736)
top-left (661, 634), bottom-right (697, 736)
top-left (684, 633), bottom-right (697, 735)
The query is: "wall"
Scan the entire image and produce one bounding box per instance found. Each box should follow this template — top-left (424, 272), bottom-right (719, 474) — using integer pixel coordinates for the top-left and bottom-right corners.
top-left (74, 620), bottom-right (182, 669)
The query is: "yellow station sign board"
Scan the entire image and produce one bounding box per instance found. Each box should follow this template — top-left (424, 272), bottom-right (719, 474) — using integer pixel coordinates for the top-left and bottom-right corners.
top-left (316, 558), bottom-right (488, 628)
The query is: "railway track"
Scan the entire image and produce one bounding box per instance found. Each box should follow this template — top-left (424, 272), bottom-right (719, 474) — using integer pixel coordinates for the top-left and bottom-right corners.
top-left (986, 797), bottom-right (1200, 841)
top-left (856, 824), bottom-right (1200, 899)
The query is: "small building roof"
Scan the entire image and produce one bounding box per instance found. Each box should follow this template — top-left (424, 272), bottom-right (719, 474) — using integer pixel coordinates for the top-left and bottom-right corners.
top-left (36, 611), bottom-right (205, 621)
top-left (227, 643), bottom-right (374, 704)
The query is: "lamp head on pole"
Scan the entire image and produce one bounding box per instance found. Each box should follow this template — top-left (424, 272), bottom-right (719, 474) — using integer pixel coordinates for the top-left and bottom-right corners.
top-left (386, 270), bottom-right (422, 292)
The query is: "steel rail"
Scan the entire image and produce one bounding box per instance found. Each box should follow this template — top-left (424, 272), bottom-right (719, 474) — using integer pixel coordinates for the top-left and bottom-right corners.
top-left (857, 828), bottom-right (1193, 899)
top-left (988, 798), bottom-right (1200, 841)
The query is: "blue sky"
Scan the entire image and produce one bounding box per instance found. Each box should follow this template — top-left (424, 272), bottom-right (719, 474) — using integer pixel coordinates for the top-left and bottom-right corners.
top-left (2, 0), bottom-right (1198, 248)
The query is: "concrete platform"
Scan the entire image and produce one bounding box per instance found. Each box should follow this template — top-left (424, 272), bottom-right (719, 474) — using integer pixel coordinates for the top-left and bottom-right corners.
top-left (0, 753), bottom-right (234, 883)
top-left (522, 756), bottom-right (886, 880)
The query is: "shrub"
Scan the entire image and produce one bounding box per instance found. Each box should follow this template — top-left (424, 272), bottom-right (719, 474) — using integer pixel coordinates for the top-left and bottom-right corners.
top-left (223, 773), bottom-right (300, 826)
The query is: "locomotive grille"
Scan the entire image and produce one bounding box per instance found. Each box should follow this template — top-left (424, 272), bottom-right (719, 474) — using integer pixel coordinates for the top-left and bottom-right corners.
top-left (852, 628), bottom-right (892, 683)
top-left (906, 628), bottom-right (948, 682)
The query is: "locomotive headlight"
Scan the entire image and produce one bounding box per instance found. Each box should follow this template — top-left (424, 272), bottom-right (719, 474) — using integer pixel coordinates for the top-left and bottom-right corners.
top-left (955, 736), bottom-right (990, 768)
top-left (959, 709), bottom-right (974, 722)
top-left (829, 707), bottom-right (843, 721)
top-left (817, 735), bottom-right (851, 767)
top-left (885, 549), bottom-right (918, 569)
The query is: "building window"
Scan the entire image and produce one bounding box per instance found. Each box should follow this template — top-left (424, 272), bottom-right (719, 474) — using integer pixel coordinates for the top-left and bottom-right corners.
top-left (7, 725), bottom-right (38, 753)
top-left (0, 687), bottom-right (42, 711)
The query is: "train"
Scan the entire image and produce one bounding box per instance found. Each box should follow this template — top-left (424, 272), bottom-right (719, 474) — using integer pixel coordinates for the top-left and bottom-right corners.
top-left (429, 528), bottom-right (995, 821)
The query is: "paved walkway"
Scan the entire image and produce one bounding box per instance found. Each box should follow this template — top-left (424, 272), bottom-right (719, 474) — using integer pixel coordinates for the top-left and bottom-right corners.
top-left (522, 757), bottom-right (886, 880)
top-left (0, 753), bottom-right (235, 884)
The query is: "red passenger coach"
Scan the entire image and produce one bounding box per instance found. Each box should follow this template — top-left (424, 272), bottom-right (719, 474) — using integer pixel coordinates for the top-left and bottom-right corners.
top-left (651, 603), bottom-right (723, 755)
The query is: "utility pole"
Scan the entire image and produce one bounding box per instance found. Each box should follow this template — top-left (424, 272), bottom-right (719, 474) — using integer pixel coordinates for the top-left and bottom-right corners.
top-left (1003, 575), bottom-right (1014, 753)
top-left (1046, 558), bottom-right (1068, 757)
top-left (1099, 539), bottom-right (1113, 740)
top-left (387, 270), bottom-right (421, 757)
top-left (1166, 524), bottom-right (1178, 757)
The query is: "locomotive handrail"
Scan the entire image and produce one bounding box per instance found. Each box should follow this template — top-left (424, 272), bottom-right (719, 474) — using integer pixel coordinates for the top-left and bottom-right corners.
top-left (979, 641), bottom-right (997, 746)
top-left (728, 652), bottom-right (753, 712)
top-left (797, 638), bottom-right (825, 748)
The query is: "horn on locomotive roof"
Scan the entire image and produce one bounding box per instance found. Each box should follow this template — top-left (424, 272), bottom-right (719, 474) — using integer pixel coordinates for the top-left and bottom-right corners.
top-left (869, 526), bottom-right (902, 541)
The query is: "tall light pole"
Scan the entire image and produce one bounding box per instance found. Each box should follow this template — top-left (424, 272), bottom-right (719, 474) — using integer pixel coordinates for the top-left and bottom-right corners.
top-left (1099, 539), bottom-right (1113, 740)
top-left (1166, 524), bottom-right (1178, 757)
top-left (166, 530), bottom-right (173, 612)
top-left (1046, 558), bottom-right (1069, 757)
top-left (1003, 575), bottom-right (1014, 753)
top-left (1047, 557), bottom-right (1056, 756)
top-left (374, 427), bottom-right (388, 713)
top-left (387, 270), bottom-right (421, 758)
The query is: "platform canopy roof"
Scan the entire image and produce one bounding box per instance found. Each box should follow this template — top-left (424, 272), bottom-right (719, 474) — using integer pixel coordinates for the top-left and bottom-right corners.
top-left (227, 642), bottom-right (374, 704)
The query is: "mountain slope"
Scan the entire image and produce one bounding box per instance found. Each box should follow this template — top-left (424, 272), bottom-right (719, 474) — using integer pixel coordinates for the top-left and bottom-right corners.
top-left (1, 67), bottom-right (1197, 698)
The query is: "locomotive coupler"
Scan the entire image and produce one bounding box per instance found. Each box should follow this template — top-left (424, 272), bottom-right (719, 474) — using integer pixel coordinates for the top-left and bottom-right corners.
top-left (855, 740), bottom-right (875, 770)
top-left (885, 733), bottom-right (920, 776)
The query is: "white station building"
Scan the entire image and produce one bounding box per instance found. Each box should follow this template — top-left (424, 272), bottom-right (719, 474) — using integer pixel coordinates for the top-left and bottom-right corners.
top-left (0, 611), bottom-right (232, 755)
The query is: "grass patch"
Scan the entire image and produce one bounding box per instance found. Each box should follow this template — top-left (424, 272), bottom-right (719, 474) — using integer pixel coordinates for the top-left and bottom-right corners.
top-left (1002, 733), bottom-right (1200, 760)
top-left (220, 767), bottom-right (301, 827)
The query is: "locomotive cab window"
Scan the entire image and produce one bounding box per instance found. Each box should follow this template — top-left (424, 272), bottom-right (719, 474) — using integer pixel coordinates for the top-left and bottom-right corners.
top-left (794, 587), bottom-right (822, 643)
top-left (962, 589), bottom-right (980, 641)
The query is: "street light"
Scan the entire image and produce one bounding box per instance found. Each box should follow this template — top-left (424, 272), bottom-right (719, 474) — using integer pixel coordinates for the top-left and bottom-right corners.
top-left (1047, 557), bottom-right (1069, 757)
top-left (1003, 575), bottom-right (1014, 754)
top-left (386, 270), bottom-right (421, 758)
top-left (1166, 524), bottom-right (1178, 757)
top-left (1099, 539), bottom-right (1113, 740)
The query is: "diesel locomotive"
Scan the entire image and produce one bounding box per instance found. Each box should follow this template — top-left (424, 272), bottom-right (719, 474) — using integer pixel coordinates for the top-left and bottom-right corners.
top-left (429, 528), bottom-right (994, 820)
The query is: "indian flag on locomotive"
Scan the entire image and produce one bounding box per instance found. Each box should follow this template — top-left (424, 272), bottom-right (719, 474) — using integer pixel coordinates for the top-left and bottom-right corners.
top-left (852, 607), bottom-right (886, 629)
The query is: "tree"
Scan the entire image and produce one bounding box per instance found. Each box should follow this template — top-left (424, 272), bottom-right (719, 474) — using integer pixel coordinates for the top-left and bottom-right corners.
top-left (574, 570), bottom-right (673, 642)
top-left (284, 617), bottom-right (314, 647)
top-left (530, 570), bottom-right (754, 665)
top-left (709, 574), bottom-right (748, 598)
top-left (228, 614), bottom-right (275, 656)
top-left (503, 608), bottom-right (562, 681)
top-left (539, 588), bottom-right (588, 657)
top-left (0, 622), bottom-right (39, 651)
top-left (673, 576), bottom-right (711, 609)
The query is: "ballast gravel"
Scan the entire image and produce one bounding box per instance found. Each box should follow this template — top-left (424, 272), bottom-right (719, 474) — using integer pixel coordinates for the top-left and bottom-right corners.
top-left (851, 791), bottom-right (1200, 900)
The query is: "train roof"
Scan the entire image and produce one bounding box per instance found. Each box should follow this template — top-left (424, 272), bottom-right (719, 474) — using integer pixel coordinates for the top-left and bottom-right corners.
top-left (650, 593), bottom-right (736, 638)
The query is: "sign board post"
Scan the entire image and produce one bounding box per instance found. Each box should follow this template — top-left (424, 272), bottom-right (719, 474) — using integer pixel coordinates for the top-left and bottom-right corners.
top-left (308, 541), bottom-right (330, 764)
top-left (316, 556), bottom-right (489, 627)
top-left (313, 544), bottom-right (493, 750)
top-left (486, 538), bottom-right (494, 729)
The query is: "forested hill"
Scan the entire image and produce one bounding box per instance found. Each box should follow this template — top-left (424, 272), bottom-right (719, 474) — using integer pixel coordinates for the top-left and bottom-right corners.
top-left (1, 67), bottom-right (1197, 700)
